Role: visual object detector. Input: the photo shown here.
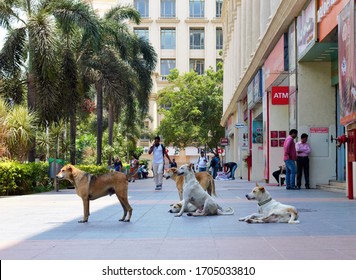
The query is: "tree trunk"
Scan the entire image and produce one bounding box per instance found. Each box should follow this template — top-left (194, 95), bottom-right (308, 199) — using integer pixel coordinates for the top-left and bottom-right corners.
top-left (70, 110), bottom-right (76, 165)
top-left (27, 73), bottom-right (36, 162)
top-left (107, 102), bottom-right (114, 166)
top-left (96, 80), bottom-right (103, 165)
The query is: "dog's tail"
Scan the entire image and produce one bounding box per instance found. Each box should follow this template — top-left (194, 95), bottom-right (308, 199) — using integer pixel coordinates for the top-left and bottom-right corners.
top-left (217, 206), bottom-right (234, 215)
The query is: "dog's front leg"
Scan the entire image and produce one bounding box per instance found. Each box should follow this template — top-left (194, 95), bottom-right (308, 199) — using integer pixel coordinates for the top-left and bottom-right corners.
top-left (175, 199), bottom-right (187, 217)
top-left (79, 198), bottom-right (90, 223)
top-left (238, 214), bottom-right (252, 221)
top-left (238, 213), bottom-right (262, 222)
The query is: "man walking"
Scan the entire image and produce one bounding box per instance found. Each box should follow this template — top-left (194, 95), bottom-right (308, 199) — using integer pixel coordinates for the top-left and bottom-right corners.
top-left (148, 136), bottom-right (172, 190)
top-left (283, 129), bottom-right (298, 190)
top-left (197, 150), bottom-right (208, 172)
top-left (296, 133), bottom-right (311, 189)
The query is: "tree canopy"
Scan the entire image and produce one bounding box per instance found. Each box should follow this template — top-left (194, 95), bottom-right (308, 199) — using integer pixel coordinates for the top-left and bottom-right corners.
top-left (157, 67), bottom-right (224, 151)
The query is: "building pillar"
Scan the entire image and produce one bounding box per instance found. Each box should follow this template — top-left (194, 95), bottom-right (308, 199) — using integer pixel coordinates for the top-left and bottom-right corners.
top-left (245, 0), bottom-right (252, 64)
top-left (270, 0), bottom-right (281, 18)
top-left (236, 3), bottom-right (241, 84)
top-left (259, 0), bottom-right (271, 39)
top-left (251, 0), bottom-right (260, 52)
top-left (240, 0), bottom-right (246, 73)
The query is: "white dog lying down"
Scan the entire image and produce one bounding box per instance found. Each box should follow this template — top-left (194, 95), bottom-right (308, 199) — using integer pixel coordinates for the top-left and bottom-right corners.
top-left (169, 201), bottom-right (198, 213)
top-left (239, 184), bottom-right (299, 224)
top-left (175, 163), bottom-right (234, 217)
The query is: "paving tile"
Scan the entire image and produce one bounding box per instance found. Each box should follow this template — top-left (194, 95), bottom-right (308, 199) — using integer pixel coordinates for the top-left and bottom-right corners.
top-left (1, 177), bottom-right (356, 260)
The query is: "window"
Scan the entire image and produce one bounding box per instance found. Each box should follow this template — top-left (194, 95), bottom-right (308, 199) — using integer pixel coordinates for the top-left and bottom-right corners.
top-left (216, 0), bottom-right (223, 18)
top-left (190, 28), bottom-right (204, 49)
top-left (161, 59), bottom-right (176, 77)
top-left (134, 28), bottom-right (149, 41)
top-left (190, 59), bottom-right (205, 75)
top-left (161, 28), bottom-right (176, 49)
top-left (134, 0), bottom-right (149, 18)
top-left (189, 0), bottom-right (205, 18)
top-left (161, 0), bottom-right (176, 18)
top-left (216, 27), bottom-right (223, 50)
top-left (216, 59), bottom-right (223, 70)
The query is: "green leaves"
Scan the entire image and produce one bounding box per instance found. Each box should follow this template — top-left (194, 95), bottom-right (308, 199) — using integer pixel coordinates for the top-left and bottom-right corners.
top-left (157, 68), bottom-right (224, 149)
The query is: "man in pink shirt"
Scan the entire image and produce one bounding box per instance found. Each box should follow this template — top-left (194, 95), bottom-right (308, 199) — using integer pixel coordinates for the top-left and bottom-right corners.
top-left (283, 129), bottom-right (298, 190)
top-left (295, 133), bottom-right (311, 189)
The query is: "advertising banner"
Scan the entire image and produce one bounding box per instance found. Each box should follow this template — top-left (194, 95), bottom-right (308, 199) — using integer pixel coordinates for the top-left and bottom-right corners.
top-left (297, 0), bottom-right (317, 59)
top-left (338, 0), bottom-right (356, 125)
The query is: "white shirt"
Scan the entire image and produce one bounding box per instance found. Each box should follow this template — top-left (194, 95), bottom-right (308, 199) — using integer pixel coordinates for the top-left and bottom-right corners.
top-left (152, 145), bottom-right (164, 164)
top-left (197, 156), bottom-right (208, 168)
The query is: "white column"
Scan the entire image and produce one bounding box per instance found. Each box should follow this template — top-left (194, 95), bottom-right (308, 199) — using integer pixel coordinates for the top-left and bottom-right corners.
top-left (251, 0), bottom-right (260, 50)
top-left (245, 0), bottom-right (252, 63)
top-left (259, 0), bottom-right (271, 39)
top-left (270, 0), bottom-right (281, 18)
top-left (240, 0), bottom-right (246, 72)
top-left (236, 3), bottom-right (241, 83)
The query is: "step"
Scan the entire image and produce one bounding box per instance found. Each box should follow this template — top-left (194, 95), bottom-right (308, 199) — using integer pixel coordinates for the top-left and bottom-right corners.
top-left (329, 180), bottom-right (346, 188)
top-left (316, 182), bottom-right (346, 193)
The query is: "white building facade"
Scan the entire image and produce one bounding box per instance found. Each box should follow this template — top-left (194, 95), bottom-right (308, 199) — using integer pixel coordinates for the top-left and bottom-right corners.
top-left (222, 0), bottom-right (356, 198)
top-left (87, 0), bottom-right (224, 165)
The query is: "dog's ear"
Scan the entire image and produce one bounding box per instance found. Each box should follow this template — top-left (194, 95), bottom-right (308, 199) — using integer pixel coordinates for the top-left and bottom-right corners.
top-left (258, 186), bottom-right (265, 192)
top-left (67, 164), bottom-right (73, 172)
top-left (188, 163), bottom-right (194, 170)
top-left (172, 167), bottom-right (177, 173)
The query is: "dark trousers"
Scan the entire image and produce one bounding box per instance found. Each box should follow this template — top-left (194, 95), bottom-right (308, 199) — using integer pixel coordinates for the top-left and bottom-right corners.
top-left (297, 156), bottom-right (309, 188)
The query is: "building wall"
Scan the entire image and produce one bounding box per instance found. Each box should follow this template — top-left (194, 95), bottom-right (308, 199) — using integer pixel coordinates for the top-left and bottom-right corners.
top-left (297, 62), bottom-right (336, 186)
top-left (221, 0), bottom-right (344, 190)
top-left (88, 0), bottom-right (223, 166)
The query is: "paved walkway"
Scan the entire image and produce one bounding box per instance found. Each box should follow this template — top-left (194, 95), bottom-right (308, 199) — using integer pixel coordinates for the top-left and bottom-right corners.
top-left (1, 177), bottom-right (356, 260)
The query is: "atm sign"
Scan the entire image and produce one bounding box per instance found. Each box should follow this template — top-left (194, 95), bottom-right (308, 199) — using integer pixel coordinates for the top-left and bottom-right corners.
top-left (271, 86), bottom-right (289, 105)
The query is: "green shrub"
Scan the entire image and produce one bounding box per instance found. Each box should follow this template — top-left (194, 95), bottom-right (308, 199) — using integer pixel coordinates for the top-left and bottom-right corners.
top-left (0, 161), bottom-right (114, 196)
top-left (76, 164), bottom-right (110, 175)
top-left (0, 161), bottom-right (52, 195)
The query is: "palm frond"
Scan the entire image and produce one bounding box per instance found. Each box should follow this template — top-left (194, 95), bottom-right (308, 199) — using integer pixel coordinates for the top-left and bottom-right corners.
top-left (104, 4), bottom-right (141, 25)
top-left (0, 26), bottom-right (27, 75)
top-left (50, 0), bottom-right (102, 50)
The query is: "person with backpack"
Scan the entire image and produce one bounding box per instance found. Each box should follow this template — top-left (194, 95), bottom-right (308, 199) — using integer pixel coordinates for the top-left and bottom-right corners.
top-left (148, 136), bottom-right (172, 190)
top-left (210, 153), bottom-right (220, 179)
top-left (197, 150), bottom-right (208, 172)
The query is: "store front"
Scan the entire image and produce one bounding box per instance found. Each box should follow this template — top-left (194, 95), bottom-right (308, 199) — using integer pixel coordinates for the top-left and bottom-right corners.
top-left (262, 34), bottom-right (290, 183)
top-left (337, 0), bottom-right (356, 198)
top-left (247, 70), bottom-right (264, 181)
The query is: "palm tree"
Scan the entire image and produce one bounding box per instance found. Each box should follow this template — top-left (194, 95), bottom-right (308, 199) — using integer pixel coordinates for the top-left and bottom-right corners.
top-left (80, 5), bottom-right (157, 165)
top-left (101, 6), bottom-right (157, 165)
top-left (0, 0), bottom-right (101, 162)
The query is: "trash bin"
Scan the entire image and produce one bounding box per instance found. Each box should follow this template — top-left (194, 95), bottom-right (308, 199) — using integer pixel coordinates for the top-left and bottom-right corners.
top-left (48, 158), bottom-right (65, 178)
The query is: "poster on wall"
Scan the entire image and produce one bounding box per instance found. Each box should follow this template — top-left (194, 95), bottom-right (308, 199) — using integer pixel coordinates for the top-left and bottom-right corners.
top-left (297, 0), bottom-right (317, 60)
top-left (252, 120), bottom-right (263, 144)
top-left (338, 0), bottom-right (356, 125)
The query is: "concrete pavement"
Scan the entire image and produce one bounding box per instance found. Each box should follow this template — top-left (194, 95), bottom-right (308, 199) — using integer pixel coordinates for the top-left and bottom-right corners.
top-left (1, 177), bottom-right (356, 260)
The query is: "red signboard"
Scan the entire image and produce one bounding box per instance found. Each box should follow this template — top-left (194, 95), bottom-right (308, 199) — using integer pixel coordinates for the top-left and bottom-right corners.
top-left (271, 86), bottom-right (289, 105)
top-left (220, 138), bottom-right (229, 146)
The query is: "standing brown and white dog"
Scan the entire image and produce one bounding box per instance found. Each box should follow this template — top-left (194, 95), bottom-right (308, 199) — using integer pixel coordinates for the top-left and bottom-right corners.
top-left (56, 164), bottom-right (132, 223)
top-left (239, 184), bottom-right (299, 223)
top-left (175, 164), bottom-right (234, 217)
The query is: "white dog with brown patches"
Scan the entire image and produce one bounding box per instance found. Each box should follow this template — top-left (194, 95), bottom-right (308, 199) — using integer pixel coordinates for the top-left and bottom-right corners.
top-left (175, 163), bottom-right (234, 217)
top-left (239, 184), bottom-right (299, 224)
